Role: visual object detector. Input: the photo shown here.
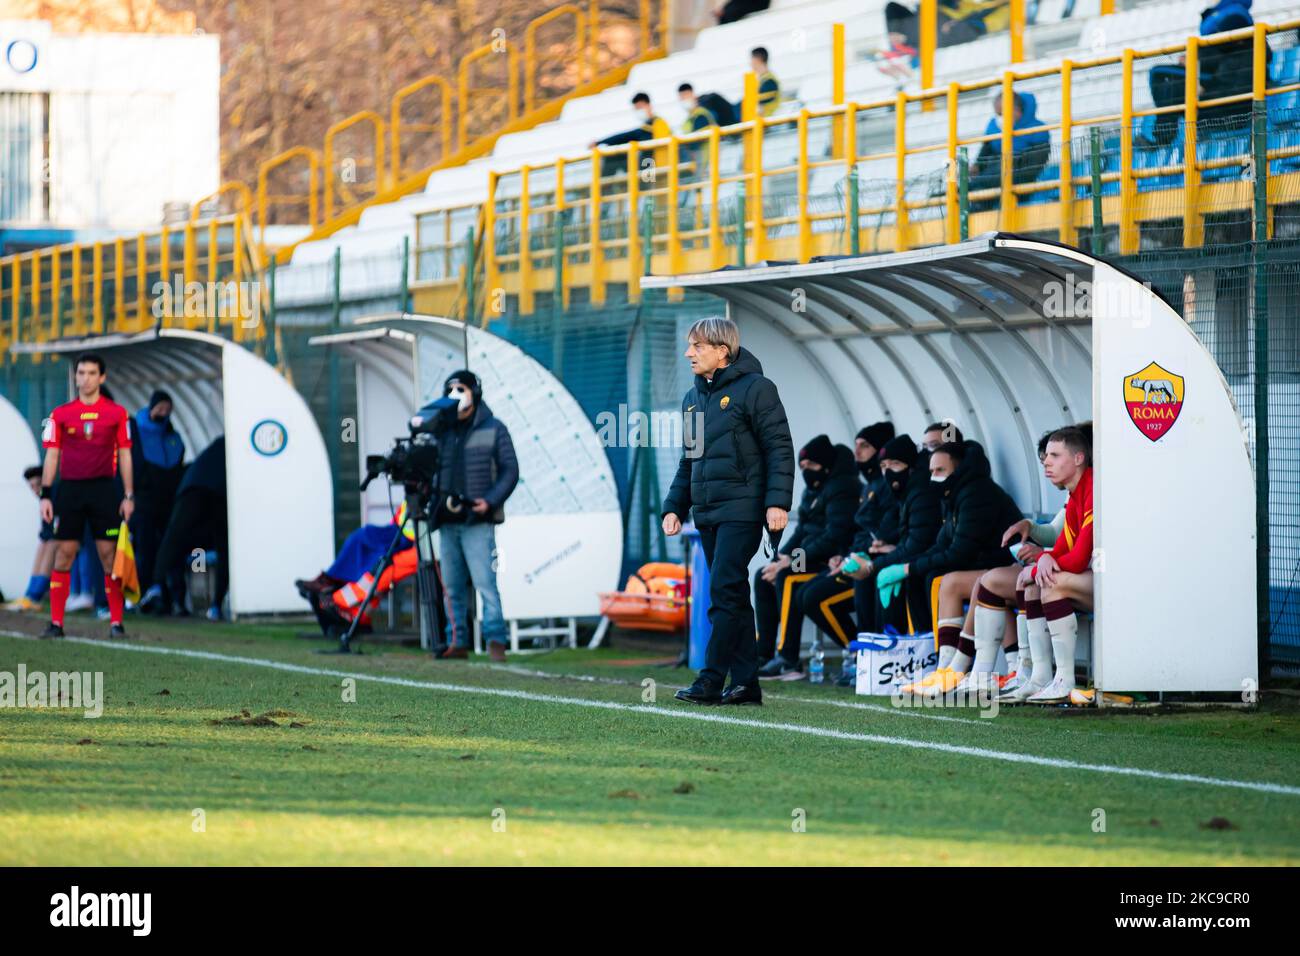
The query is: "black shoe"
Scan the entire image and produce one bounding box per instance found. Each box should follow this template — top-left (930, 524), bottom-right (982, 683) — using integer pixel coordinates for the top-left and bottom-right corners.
top-left (720, 683), bottom-right (763, 706)
top-left (40, 623), bottom-right (65, 639)
top-left (674, 679), bottom-right (723, 705)
top-left (109, 624), bottom-right (127, 639)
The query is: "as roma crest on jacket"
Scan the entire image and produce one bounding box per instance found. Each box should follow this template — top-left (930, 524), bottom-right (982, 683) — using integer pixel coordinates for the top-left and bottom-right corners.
top-left (1124, 361), bottom-right (1184, 442)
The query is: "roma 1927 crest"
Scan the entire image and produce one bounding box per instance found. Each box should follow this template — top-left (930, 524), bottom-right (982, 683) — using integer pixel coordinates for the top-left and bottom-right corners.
top-left (1124, 361), bottom-right (1184, 442)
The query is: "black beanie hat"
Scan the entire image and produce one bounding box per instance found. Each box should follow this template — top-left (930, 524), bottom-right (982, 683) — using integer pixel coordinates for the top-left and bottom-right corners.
top-left (881, 434), bottom-right (918, 467)
top-left (856, 421), bottom-right (894, 451)
top-left (444, 369), bottom-right (482, 401)
top-left (798, 434), bottom-right (836, 470)
top-left (148, 389), bottom-right (173, 413)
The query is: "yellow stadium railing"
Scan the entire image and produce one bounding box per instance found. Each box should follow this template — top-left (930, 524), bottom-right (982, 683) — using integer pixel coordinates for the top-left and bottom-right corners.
top-left (0, 213), bottom-right (264, 355)
top-left (0, 1), bottom-right (670, 351)
top-left (255, 0), bottom-right (670, 262)
top-left (478, 16), bottom-right (1300, 318)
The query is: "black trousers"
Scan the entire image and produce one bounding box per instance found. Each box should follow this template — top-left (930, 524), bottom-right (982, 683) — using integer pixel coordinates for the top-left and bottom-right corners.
top-left (753, 564), bottom-right (817, 663)
top-left (129, 490), bottom-right (175, 592)
top-left (156, 488), bottom-right (229, 610)
top-left (697, 521), bottom-right (764, 687)
top-left (801, 570), bottom-right (858, 647)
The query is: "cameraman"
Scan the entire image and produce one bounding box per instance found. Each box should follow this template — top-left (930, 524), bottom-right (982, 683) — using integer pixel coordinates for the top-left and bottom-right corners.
top-left (432, 370), bottom-right (519, 661)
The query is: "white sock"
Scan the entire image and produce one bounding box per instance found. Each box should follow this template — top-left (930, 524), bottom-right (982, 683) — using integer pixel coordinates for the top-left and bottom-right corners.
top-left (1047, 612), bottom-right (1079, 685)
top-left (1027, 615), bottom-right (1053, 687)
top-left (972, 605), bottom-right (1004, 674)
top-left (950, 633), bottom-right (974, 674)
top-left (1016, 613), bottom-right (1030, 674)
top-left (935, 617), bottom-right (964, 671)
top-left (1005, 647), bottom-right (1019, 674)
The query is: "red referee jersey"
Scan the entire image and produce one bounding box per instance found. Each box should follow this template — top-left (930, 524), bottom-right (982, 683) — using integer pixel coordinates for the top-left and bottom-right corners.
top-left (42, 395), bottom-right (131, 481)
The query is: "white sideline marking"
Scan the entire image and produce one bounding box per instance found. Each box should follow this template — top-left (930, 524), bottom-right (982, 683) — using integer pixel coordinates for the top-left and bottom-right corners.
top-left (4, 630), bottom-right (1299, 797)
top-left (489, 661), bottom-right (993, 726)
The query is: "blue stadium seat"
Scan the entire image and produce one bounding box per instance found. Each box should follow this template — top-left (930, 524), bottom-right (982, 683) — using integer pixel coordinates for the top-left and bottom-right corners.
top-left (1268, 47), bottom-right (1300, 120)
top-left (1198, 131), bottom-right (1251, 183)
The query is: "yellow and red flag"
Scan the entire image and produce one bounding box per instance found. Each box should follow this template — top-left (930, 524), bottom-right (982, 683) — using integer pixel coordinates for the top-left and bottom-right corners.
top-left (111, 520), bottom-right (141, 603)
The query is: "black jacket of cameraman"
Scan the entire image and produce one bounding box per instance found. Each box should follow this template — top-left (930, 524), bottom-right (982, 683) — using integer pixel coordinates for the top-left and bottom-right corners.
top-left (434, 399), bottom-right (519, 524)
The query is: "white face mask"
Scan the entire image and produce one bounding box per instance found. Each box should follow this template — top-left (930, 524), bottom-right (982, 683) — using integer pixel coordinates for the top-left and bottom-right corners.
top-left (447, 384), bottom-right (472, 412)
top-left (931, 473), bottom-right (949, 483)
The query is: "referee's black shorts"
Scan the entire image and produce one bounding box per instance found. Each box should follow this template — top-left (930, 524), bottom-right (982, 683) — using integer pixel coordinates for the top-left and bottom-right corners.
top-left (53, 478), bottom-right (121, 542)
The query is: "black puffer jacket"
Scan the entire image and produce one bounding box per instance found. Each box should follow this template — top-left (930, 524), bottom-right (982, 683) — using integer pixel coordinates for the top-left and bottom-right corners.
top-left (909, 440), bottom-right (1022, 578)
top-left (849, 456), bottom-right (901, 554)
top-left (662, 347), bottom-right (795, 527)
top-left (872, 453), bottom-right (943, 570)
top-left (434, 399), bottom-right (519, 524)
top-left (780, 444), bottom-right (860, 567)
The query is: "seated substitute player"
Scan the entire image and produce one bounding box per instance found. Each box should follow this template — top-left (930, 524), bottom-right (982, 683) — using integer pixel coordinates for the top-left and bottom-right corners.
top-left (950, 425), bottom-right (1091, 701)
top-left (885, 439), bottom-right (1022, 695)
top-left (38, 352), bottom-right (135, 639)
top-left (754, 435), bottom-right (859, 680)
top-left (805, 434), bottom-right (942, 655)
top-left (995, 425), bottom-right (1093, 703)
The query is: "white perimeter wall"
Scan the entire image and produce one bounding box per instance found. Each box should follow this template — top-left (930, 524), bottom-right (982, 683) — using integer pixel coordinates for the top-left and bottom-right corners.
top-left (1, 20), bottom-right (219, 230)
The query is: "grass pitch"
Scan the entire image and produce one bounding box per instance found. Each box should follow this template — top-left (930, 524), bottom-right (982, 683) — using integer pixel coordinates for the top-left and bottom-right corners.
top-left (1, 610), bottom-right (1298, 866)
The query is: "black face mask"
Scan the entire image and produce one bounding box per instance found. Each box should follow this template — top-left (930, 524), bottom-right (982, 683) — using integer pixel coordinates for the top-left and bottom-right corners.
top-left (803, 468), bottom-right (826, 491)
top-left (857, 459), bottom-right (877, 482)
top-left (887, 467), bottom-right (910, 493)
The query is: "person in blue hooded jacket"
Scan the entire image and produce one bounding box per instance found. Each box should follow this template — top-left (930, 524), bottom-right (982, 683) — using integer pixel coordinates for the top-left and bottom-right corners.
top-left (1145, 1), bottom-right (1268, 146)
top-left (968, 91), bottom-right (1052, 212)
top-left (128, 390), bottom-right (185, 603)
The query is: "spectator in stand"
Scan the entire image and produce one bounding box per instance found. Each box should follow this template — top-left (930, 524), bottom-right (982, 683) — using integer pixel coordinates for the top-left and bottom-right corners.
top-left (882, 0), bottom-right (1011, 68)
top-left (128, 390), bottom-right (185, 609)
top-left (750, 47), bottom-right (782, 117)
top-left (1145, 0), bottom-right (1267, 146)
top-left (3, 466), bottom-right (58, 611)
top-left (754, 434), bottom-right (860, 681)
top-left (678, 83), bottom-right (733, 188)
top-left (590, 92), bottom-right (662, 179)
top-left (969, 91), bottom-right (1052, 212)
top-left (714, 0), bottom-right (770, 25)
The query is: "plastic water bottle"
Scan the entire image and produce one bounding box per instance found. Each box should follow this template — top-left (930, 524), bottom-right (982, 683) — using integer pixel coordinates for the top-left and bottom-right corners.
top-left (842, 648), bottom-right (856, 685)
top-left (809, 649), bottom-right (825, 684)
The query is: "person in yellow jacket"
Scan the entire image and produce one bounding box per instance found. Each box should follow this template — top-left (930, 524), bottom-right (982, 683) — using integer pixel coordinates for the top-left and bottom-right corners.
top-left (751, 47), bottom-right (781, 118)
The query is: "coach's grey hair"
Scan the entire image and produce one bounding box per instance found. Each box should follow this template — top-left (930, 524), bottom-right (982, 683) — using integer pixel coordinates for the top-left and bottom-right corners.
top-left (687, 316), bottom-right (740, 361)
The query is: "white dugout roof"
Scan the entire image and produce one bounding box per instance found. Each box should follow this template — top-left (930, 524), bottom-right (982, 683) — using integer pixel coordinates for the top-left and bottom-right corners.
top-left (309, 313), bottom-right (622, 623)
top-left (10, 329), bottom-right (334, 616)
top-left (644, 233), bottom-right (1257, 694)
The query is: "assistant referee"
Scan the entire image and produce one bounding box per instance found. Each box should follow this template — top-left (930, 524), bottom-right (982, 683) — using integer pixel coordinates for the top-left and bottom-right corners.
top-left (38, 352), bottom-right (135, 639)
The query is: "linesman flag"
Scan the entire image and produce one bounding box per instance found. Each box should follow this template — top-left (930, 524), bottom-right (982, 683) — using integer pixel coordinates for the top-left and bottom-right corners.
top-left (111, 520), bottom-right (141, 603)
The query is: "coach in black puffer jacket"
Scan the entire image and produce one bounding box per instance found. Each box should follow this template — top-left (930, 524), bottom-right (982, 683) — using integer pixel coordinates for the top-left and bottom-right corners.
top-left (909, 439), bottom-right (1021, 579)
top-left (662, 346), bottom-right (795, 528)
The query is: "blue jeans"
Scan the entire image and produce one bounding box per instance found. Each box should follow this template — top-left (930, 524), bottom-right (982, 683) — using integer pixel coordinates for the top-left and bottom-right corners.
top-left (439, 522), bottom-right (506, 648)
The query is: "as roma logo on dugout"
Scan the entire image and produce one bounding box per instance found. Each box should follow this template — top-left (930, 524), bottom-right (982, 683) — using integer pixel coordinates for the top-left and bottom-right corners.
top-left (1124, 361), bottom-right (1184, 442)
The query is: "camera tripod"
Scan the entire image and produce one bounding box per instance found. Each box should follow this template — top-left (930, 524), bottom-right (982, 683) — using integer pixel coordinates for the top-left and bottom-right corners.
top-left (318, 484), bottom-right (448, 655)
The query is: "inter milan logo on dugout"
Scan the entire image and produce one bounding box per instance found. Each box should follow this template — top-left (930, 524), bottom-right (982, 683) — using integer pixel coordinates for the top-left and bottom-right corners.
top-left (1124, 361), bottom-right (1184, 442)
